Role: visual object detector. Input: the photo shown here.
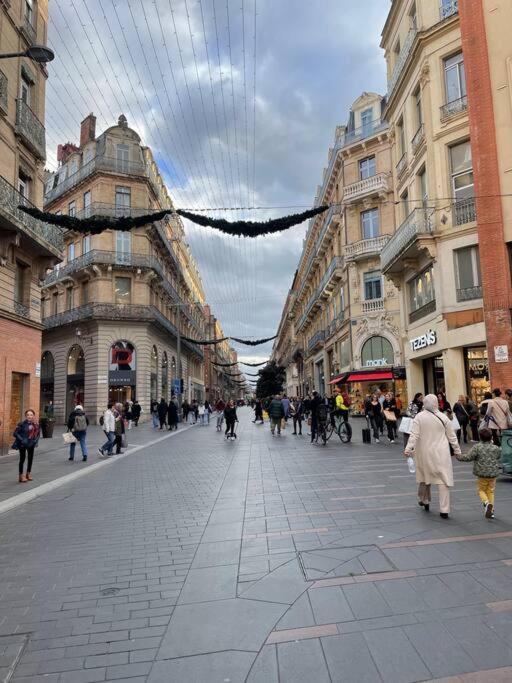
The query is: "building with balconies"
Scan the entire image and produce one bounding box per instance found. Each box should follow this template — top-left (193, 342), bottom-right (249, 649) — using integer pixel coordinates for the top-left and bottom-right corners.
top-left (380, 0), bottom-right (489, 405)
top-left (40, 115), bottom-right (208, 422)
top-left (203, 309), bottom-right (242, 402)
top-left (0, 0), bottom-right (61, 453)
top-left (277, 94), bottom-right (404, 409)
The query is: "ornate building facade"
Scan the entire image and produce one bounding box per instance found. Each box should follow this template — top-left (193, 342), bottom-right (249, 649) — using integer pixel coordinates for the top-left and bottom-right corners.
top-left (40, 114), bottom-right (207, 422)
top-left (0, 0), bottom-right (62, 452)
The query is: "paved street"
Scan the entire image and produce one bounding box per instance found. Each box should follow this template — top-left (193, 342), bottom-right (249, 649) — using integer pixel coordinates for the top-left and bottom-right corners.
top-left (2, 409), bottom-right (512, 682)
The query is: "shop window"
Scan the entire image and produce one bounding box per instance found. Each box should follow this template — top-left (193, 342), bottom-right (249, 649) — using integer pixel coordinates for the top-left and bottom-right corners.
top-left (408, 265), bottom-right (435, 315)
top-left (454, 246), bottom-right (481, 301)
top-left (364, 271), bottom-right (382, 300)
top-left (361, 208), bottom-right (379, 239)
top-left (361, 336), bottom-right (394, 368)
top-left (359, 156), bottom-right (376, 180)
top-left (114, 276), bottom-right (131, 304)
top-left (162, 352), bottom-right (169, 400)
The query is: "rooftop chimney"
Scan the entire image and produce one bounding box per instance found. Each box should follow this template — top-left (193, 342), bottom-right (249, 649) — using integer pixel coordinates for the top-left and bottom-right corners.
top-left (80, 113), bottom-right (96, 147)
top-left (57, 142), bottom-right (79, 165)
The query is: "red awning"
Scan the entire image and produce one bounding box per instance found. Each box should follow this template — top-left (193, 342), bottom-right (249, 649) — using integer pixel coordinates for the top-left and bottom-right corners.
top-left (328, 373), bottom-right (348, 385)
top-left (346, 371), bottom-right (394, 383)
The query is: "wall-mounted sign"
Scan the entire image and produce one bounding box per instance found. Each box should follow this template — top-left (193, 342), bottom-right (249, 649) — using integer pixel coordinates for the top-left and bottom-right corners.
top-left (410, 329), bottom-right (437, 352)
top-left (365, 358), bottom-right (388, 368)
top-left (35, 362), bottom-right (41, 377)
top-left (494, 345), bottom-right (509, 363)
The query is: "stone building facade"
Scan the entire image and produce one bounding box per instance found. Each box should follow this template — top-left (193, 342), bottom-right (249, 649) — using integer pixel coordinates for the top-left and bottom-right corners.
top-left (40, 115), bottom-right (207, 423)
top-left (203, 306), bottom-right (242, 403)
top-left (0, 0), bottom-right (63, 452)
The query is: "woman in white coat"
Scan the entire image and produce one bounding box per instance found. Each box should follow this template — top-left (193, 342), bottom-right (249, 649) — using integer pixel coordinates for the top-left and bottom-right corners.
top-left (404, 394), bottom-right (461, 519)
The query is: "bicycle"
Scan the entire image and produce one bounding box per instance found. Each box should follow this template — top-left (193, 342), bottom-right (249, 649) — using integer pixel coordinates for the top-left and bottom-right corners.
top-left (325, 411), bottom-right (352, 443)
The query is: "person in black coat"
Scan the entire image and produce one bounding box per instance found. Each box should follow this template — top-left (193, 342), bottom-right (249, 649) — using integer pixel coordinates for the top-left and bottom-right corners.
top-left (253, 399), bottom-right (264, 423)
top-left (291, 398), bottom-right (304, 436)
top-left (13, 409), bottom-right (40, 483)
top-left (224, 400), bottom-right (238, 438)
top-left (131, 401), bottom-right (142, 426)
top-left (157, 398), bottom-right (168, 429)
top-left (167, 398), bottom-right (179, 431)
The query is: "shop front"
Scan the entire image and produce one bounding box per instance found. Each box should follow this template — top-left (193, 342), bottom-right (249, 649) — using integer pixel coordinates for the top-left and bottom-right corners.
top-left (330, 367), bottom-right (407, 416)
top-left (108, 341), bottom-right (136, 405)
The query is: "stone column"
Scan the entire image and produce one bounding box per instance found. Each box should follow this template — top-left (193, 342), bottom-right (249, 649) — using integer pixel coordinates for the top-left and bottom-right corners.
top-left (442, 348), bottom-right (466, 404)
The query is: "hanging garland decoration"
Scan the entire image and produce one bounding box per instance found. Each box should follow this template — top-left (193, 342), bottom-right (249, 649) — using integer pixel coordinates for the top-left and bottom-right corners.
top-left (244, 372), bottom-right (261, 377)
top-left (18, 205), bottom-right (329, 238)
top-left (181, 334), bottom-right (277, 347)
top-left (212, 361), bottom-right (240, 368)
top-left (240, 361), bottom-right (268, 367)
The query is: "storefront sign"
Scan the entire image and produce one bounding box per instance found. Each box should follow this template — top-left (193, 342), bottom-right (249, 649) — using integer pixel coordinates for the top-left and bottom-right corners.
top-left (109, 370), bottom-right (136, 386)
top-left (35, 362), bottom-right (41, 377)
top-left (365, 358), bottom-right (388, 368)
top-left (494, 345), bottom-right (509, 363)
top-left (410, 329), bottom-right (437, 352)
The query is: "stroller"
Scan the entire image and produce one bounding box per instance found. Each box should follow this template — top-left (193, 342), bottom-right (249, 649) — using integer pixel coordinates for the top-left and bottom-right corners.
top-left (226, 420), bottom-right (238, 440)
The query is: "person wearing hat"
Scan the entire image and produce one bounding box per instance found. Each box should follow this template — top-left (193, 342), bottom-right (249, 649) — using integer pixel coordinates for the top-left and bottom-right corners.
top-left (66, 404), bottom-right (89, 461)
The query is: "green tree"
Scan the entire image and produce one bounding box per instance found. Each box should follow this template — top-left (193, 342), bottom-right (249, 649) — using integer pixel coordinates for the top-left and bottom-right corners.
top-left (255, 361), bottom-right (286, 398)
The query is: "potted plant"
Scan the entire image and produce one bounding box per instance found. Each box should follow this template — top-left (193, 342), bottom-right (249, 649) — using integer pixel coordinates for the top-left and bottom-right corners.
top-left (40, 406), bottom-right (55, 438)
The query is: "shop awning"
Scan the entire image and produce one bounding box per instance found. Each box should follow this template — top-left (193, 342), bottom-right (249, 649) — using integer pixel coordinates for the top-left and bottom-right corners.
top-left (346, 371), bottom-right (394, 382)
top-left (328, 373), bottom-right (349, 385)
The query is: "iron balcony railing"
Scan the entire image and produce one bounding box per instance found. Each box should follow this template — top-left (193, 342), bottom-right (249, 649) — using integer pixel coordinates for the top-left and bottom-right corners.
top-left (43, 303), bottom-right (203, 358)
top-left (308, 330), bottom-right (325, 352)
top-left (456, 285), bottom-right (482, 302)
top-left (0, 175), bottom-right (64, 254)
top-left (440, 0), bottom-right (458, 21)
top-left (411, 123), bottom-right (425, 155)
top-left (296, 257), bottom-right (343, 332)
top-left (344, 173), bottom-right (389, 204)
top-left (381, 208), bottom-right (434, 272)
top-left (396, 153), bottom-right (408, 178)
top-left (409, 299), bottom-right (436, 324)
top-left (345, 235), bottom-right (390, 261)
top-left (440, 95), bottom-right (467, 121)
top-left (44, 155), bottom-right (148, 204)
top-left (15, 98), bottom-right (45, 160)
top-left (388, 28), bottom-right (417, 96)
top-left (454, 197), bottom-right (476, 225)
top-left (0, 70), bottom-right (7, 114)
top-left (296, 206), bottom-right (338, 301)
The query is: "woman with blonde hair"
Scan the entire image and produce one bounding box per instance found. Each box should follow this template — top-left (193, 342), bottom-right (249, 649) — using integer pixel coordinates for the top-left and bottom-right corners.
top-left (404, 394), bottom-right (461, 519)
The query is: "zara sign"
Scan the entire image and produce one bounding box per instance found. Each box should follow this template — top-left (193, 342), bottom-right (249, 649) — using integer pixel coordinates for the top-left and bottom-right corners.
top-left (410, 329), bottom-right (437, 352)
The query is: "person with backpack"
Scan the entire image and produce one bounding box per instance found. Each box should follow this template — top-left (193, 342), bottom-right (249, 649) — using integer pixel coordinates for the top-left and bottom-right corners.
top-left (268, 394), bottom-right (285, 436)
top-left (66, 404), bottom-right (89, 461)
top-left (13, 408), bottom-right (40, 482)
top-left (98, 403), bottom-right (116, 457)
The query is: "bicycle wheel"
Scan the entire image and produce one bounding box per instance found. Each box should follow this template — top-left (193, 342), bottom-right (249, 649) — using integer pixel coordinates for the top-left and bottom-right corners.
top-left (325, 422), bottom-right (334, 441)
top-left (338, 421), bottom-right (352, 443)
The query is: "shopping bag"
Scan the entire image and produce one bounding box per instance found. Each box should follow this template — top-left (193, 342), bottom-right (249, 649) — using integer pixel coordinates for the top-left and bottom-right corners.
top-left (262, 410), bottom-right (269, 420)
top-left (62, 431), bottom-right (77, 444)
top-left (398, 417), bottom-right (413, 434)
top-left (383, 409), bottom-right (397, 422)
top-left (449, 416), bottom-right (461, 432)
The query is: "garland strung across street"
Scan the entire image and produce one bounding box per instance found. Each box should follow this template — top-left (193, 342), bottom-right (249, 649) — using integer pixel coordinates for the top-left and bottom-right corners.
top-left (240, 360), bottom-right (267, 367)
top-left (181, 334), bottom-right (277, 346)
top-left (18, 205), bottom-right (329, 238)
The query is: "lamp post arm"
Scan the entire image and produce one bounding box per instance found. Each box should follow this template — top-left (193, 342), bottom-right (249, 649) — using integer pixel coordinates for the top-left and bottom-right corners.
top-left (0, 52), bottom-right (25, 59)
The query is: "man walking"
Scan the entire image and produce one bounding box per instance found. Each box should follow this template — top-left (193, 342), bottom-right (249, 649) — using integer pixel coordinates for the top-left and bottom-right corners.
top-left (269, 394), bottom-right (285, 436)
top-left (99, 403), bottom-right (116, 457)
top-left (157, 398), bottom-right (168, 430)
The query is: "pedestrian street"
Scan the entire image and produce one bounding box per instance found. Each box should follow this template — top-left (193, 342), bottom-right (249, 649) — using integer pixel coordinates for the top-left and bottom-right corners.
top-left (3, 409), bottom-right (512, 682)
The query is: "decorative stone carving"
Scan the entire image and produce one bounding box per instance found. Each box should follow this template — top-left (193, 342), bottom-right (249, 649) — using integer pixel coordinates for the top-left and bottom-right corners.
top-left (420, 60), bottom-right (430, 87)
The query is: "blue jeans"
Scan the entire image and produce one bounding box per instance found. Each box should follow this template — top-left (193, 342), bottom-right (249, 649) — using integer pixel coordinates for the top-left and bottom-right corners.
top-left (102, 431), bottom-right (115, 454)
top-left (152, 413), bottom-right (159, 428)
top-left (70, 431), bottom-right (88, 459)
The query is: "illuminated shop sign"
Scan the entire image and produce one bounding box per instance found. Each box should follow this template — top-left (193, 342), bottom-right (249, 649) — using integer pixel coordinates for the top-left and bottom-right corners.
top-left (410, 329), bottom-right (437, 352)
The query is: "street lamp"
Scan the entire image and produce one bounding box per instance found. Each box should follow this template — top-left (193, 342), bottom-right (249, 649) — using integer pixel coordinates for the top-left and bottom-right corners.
top-left (0, 45), bottom-right (55, 63)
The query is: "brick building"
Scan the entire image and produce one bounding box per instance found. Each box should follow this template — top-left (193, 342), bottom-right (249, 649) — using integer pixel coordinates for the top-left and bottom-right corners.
top-left (0, 0), bottom-right (63, 453)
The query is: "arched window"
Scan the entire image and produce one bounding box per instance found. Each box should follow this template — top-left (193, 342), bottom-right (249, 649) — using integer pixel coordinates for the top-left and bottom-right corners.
top-left (150, 346), bottom-right (158, 401)
top-left (41, 350), bottom-right (54, 380)
top-left (67, 345), bottom-right (85, 375)
top-left (361, 336), bottom-right (394, 368)
top-left (66, 345), bottom-right (85, 415)
top-left (40, 351), bottom-right (55, 414)
top-left (162, 352), bottom-right (168, 400)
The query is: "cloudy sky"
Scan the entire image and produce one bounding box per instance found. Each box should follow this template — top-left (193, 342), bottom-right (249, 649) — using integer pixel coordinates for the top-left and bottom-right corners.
top-left (45, 0), bottom-right (389, 366)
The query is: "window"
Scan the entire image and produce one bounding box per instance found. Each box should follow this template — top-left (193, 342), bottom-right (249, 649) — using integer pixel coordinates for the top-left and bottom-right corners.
top-left (17, 172), bottom-right (29, 203)
top-left (20, 74), bottom-right (31, 105)
top-left (115, 277), bottom-right (131, 304)
top-left (82, 235), bottom-right (91, 254)
top-left (24, 0), bottom-right (33, 24)
top-left (67, 243), bottom-right (75, 261)
top-left (397, 117), bottom-right (406, 156)
top-left (364, 271), bottom-right (382, 300)
top-left (409, 1), bottom-right (418, 29)
top-left (401, 189), bottom-right (409, 219)
top-left (414, 87), bottom-right (423, 127)
top-left (444, 52), bottom-right (466, 104)
top-left (83, 147), bottom-right (93, 166)
top-left (83, 190), bottom-right (91, 218)
top-left (116, 231), bottom-right (131, 264)
top-left (52, 292), bottom-right (58, 315)
top-left (361, 208), bottom-right (379, 239)
top-left (418, 168), bottom-right (428, 207)
top-left (409, 265), bottom-right (435, 313)
top-left (81, 281), bottom-right (89, 304)
top-left (68, 200), bottom-right (76, 217)
top-left (450, 141), bottom-right (473, 200)
top-left (359, 156), bottom-right (376, 180)
top-left (361, 336), bottom-right (394, 367)
top-left (115, 186), bottom-right (131, 216)
top-left (116, 144), bottom-right (129, 173)
top-left (361, 108), bottom-right (373, 136)
top-left (14, 261), bottom-right (27, 304)
top-left (66, 287), bottom-right (73, 310)
top-left (454, 246), bottom-right (482, 300)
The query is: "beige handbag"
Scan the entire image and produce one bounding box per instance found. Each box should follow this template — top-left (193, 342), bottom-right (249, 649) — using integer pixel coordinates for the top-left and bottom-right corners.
top-left (383, 409), bottom-right (397, 422)
top-left (62, 431), bottom-right (77, 444)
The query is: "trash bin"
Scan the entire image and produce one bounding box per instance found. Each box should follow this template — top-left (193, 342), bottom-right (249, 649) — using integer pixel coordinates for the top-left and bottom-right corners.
top-left (500, 429), bottom-right (512, 475)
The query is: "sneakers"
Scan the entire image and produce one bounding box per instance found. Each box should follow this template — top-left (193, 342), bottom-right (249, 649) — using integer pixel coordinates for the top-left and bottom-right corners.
top-left (390, 439), bottom-right (395, 444)
top-left (485, 502), bottom-right (494, 519)
top-left (98, 448), bottom-right (104, 457)
top-left (375, 438), bottom-right (380, 444)
top-left (68, 456), bottom-right (74, 461)
top-left (440, 512), bottom-right (449, 519)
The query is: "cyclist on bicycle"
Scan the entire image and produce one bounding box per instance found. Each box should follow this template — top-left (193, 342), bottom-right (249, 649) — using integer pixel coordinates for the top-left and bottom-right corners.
top-left (334, 387), bottom-right (350, 423)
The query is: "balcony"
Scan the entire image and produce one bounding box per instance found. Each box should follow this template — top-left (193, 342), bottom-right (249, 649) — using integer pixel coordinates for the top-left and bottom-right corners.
top-left (362, 298), bottom-right (385, 314)
top-left (396, 153), bottom-right (408, 180)
top-left (381, 208), bottom-right (434, 274)
top-left (15, 99), bottom-right (45, 160)
top-left (345, 235), bottom-right (390, 262)
top-left (0, 175), bottom-right (63, 257)
top-left (440, 0), bottom-right (458, 21)
top-left (344, 173), bottom-right (389, 205)
top-left (0, 70), bottom-right (7, 115)
top-left (296, 257), bottom-right (343, 332)
top-left (440, 95), bottom-right (467, 122)
top-left (411, 124), bottom-right (425, 156)
top-left (456, 285), bottom-right (482, 302)
top-left (388, 28), bottom-right (418, 97)
top-left (308, 330), bottom-right (325, 353)
top-left (44, 155), bottom-right (148, 205)
top-left (43, 303), bottom-right (203, 358)
top-left (453, 197), bottom-right (476, 226)
top-left (342, 120), bottom-right (388, 148)
top-left (14, 300), bottom-right (30, 317)
top-left (409, 299), bottom-right (436, 324)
